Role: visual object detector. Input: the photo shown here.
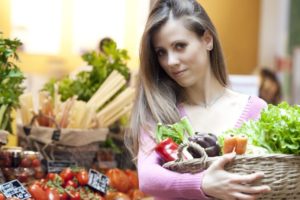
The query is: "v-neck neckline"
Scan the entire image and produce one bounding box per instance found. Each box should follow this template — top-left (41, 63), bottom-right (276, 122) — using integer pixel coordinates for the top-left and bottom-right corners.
top-left (177, 95), bottom-right (252, 129)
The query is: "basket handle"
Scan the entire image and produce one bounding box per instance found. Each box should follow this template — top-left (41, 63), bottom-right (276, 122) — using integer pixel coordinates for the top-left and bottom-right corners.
top-left (23, 111), bottom-right (61, 142)
top-left (22, 112), bottom-right (61, 161)
top-left (177, 141), bottom-right (208, 162)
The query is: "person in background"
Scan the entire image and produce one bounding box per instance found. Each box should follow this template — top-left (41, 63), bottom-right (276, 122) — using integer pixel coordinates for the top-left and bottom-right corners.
top-left (259, 68), bottom-right (282, 105)
top-left (70, 37), bottom-right (116, 78)
top-left (98, 37), bottom-right (116, 54)
top-left (125, 0), bottom-right (271, 199)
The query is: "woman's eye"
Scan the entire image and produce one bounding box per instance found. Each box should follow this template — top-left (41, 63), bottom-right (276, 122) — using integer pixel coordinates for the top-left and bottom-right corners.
top-left (156, 49), bottom-right (166, 57)
top-left (175, 43), bottom-right (186, 50)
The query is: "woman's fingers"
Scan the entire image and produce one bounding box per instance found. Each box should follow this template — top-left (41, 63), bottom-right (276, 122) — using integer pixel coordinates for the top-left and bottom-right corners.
top-left (235, 184), bottom-right (271, 194)
top-left (233, 192), bottom-right (257, 200)
top-left (231, 172), bottom-right (264, 184)
top-left (232, 185), bottom-right (271, 200)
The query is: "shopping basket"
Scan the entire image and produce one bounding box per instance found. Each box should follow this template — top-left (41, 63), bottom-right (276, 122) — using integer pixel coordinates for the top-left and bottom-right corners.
top-left (163, 141), bottom-right (300, 200)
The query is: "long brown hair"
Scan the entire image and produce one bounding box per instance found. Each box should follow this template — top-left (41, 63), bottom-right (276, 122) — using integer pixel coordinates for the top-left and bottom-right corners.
top-left (125, 0), bottom-right (228, 160)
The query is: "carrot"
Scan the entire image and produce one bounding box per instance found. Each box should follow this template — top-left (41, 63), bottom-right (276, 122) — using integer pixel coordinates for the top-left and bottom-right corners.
top-left (223, 134), bottom-right (237, 154)
top-left (235, 135), bottom-right (248, 154)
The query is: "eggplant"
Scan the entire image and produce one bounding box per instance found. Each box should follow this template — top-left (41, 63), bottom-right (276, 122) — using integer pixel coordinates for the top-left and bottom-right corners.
top-left (208, 133), bottom-right (217, 141)
top-left (194, 138), bottom-right (209, 148)
top-left (205, 145), bottom-right (221, 157)
top-left (188, 133), bottom-right (221, 157)
top-left (203, 135), bottom-right (217, 146)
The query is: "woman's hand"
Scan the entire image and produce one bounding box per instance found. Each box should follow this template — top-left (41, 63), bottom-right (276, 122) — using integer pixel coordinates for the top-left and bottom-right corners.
top-left (202, 153), bottom-right (271, 200)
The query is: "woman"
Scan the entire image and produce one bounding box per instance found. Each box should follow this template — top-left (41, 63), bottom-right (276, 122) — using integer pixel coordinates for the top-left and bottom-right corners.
top-left (125, 0), bottom-right (271, 199)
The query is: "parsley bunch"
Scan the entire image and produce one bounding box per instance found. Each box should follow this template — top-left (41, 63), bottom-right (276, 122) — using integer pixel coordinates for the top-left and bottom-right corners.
top-left (0, 32), bottom-right (25, 132)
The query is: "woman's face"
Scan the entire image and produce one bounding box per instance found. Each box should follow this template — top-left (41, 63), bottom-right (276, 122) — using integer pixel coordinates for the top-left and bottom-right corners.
top-left (153, 18), bottom-right (213, 88)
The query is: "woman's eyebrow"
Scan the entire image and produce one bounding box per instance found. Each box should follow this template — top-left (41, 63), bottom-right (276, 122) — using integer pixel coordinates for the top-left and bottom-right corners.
top-left (171, 40), bottom-right (187, 46)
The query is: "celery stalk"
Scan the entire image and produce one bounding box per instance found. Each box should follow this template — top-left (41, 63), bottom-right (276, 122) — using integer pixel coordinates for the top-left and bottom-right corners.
top-left (181, 116), bottom-right (194, 136)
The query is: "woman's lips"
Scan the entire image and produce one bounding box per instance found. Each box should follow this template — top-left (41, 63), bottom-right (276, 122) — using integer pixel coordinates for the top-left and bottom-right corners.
top-left (172, 69), bottom-right (187, 77)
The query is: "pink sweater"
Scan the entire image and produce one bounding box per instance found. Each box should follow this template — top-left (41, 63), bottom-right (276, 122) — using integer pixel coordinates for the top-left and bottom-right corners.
top-left (137, 96), bottom-right (267, 200)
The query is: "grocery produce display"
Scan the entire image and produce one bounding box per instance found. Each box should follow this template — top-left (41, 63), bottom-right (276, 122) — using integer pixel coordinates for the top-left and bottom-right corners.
top-left (0, 167), bottom-right (147, 200)
top-left (0, 148), bottom-right (44, 183)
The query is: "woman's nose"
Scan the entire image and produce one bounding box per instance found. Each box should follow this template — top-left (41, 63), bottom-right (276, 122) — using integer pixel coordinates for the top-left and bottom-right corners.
top-left (167, 52), bottom-right (180, 67)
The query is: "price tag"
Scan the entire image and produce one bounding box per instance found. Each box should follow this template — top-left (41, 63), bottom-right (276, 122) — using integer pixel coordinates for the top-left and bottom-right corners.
top-left (46, 160), bottom-right (76, 173)
top-left (0, 179), bottom-right (31, 200)
top-left (88, 169), bottom-right (109, 194)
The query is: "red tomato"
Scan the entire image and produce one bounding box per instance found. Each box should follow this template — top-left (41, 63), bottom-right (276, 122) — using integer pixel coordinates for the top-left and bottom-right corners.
top-left (64, 179), bottom-right (78, 188)
top-left (76, 169), bottom-right (89, 185)
top-left (69, 191), bottom-right (81, 200)
top-left (106, 168), bottom-right (131, 193)
top-left (0, 193), bottom-right (5, 200)
top-left (105, 192), bottom-right (130, 200)
top-left (46, 173), bottom-right (63, 185)
top-left (32, 158), bottom-right (41, 167)
top-left (128, 189), bottom-right (146, 200)
top-left (59, 192), bottom-right (69, 200)
top-left (124, 169), bottom-right (139, 189)
top-left (46, 188), bottom-right (60, 200)
top-left (42, 183), bottom-right (50, 191)
top-left (20, 157), bottom-right (32, 168)
top-left (46, 173), bottom-right (56, 181)
top-left (31, 179), bottom-right (43, 187)
top-left (60, 168), bottom-right (74, 183)
top-left (28, 184), bottom-right (48, 200)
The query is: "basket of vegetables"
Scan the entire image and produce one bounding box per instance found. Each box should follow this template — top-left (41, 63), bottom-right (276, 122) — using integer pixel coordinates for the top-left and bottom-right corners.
top-left (155, 102), bottom-right (300, 199)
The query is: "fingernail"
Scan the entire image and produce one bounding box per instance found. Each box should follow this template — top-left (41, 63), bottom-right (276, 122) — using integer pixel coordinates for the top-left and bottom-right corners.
top-left (265, 186), bottom-right (271, 192)
top-left (257, 171), bottom-right (264, 177)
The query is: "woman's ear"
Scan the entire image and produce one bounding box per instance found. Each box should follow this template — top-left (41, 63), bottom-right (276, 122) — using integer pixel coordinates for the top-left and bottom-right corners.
top-left (203, 30), bottom-right (213, 51)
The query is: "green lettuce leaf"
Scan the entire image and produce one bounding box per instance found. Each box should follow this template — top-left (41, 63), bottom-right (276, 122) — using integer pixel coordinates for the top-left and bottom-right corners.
top-left (221, 102), bottom-right (300, 155)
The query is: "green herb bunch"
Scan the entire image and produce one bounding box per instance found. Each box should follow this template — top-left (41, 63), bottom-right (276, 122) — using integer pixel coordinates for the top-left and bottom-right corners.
top-left (43, 40), bottom-right (130, 102)
top-left (0, 32), bottom-right (25, 133)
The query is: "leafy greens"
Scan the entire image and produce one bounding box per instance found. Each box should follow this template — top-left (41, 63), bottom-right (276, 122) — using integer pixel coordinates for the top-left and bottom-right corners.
top-left (156, 117), bottom-right (194, 144)
top-left (221, 102), bottom-right (300, 155)
top-left (0, 32), bottom-right (25, 132)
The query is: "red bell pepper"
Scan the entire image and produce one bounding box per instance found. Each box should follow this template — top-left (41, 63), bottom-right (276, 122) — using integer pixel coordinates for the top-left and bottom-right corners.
top-left (155, 138), bottom-right (178, 162)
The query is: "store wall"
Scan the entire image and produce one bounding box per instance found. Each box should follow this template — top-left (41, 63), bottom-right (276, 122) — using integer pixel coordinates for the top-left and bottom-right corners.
top-left (199, 0), bottom-right (260, 74)
top-left (0, 0), bottom-right (146, 75)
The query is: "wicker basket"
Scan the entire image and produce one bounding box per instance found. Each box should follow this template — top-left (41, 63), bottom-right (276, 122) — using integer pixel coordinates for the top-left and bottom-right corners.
top-left (17, 115), bottom-right (108, 169)
top-left (163, 142), bottom-right (300, 200)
